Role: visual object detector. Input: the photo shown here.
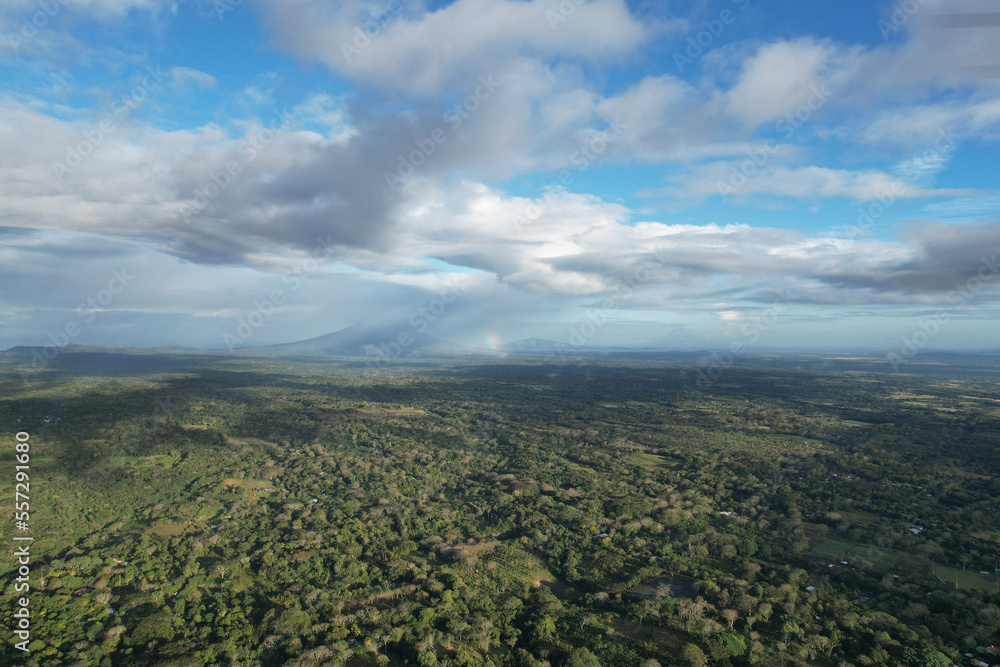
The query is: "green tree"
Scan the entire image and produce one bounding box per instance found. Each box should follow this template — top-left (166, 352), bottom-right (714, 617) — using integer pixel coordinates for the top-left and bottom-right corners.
top-left (710, 633), bottom-right (747, 661)
top-left (564, 647), bottom-right (601, 667)
top-left (680, 643), bottom-right (708, 667)
top-left (902, 648), bottom-right (951, 667)
top-left (128, 610), bottom-right (176, 645)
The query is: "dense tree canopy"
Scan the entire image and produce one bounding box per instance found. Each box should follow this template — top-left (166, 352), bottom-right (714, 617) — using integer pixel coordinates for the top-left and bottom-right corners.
top-left (1, 350), bottom-right (998, 665)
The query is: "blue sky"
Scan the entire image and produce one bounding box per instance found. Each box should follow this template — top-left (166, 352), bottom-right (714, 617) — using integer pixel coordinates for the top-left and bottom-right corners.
top-left (1, 0), bottom-right (999, 356)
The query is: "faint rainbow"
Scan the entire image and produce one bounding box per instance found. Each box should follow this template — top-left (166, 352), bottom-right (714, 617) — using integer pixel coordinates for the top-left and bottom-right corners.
top-left (485, 333), bottom-right (505, 355)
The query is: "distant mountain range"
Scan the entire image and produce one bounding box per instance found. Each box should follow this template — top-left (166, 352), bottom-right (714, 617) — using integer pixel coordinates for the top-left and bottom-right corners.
top-left (501, 338), bottom-right (569, 353)
top-left (254, 322), bottom-right (474, 358)
top-left (9, 323), bottom-right (1000, 366)
top-left (5, 334), bottom-right (1000, 376)
top-left (1, 324), bottom-right (593, 361)
top-left (253, 324), bottom-right (607, 359)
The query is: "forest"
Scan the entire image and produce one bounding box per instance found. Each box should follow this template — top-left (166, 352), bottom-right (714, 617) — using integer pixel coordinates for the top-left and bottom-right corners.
top-left (1, 348), bottom-right (999, 666)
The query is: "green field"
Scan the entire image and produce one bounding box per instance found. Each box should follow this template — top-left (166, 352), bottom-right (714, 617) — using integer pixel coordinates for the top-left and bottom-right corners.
top-left (633, 452), bottom-right (676, 469)
top-left (809, 539), bottom-right (895, 569)
top-left (809, 539), bottom-right (853, 560)
top-left (972, 530), bottom-right (1000, 543)
top-left (933, 566), bottom-right (1000, 592)
top-left (194, 503), bottom-right (224, 520)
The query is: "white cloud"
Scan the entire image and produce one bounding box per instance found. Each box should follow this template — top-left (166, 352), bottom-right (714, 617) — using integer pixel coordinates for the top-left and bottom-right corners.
top-left (921, 194), bottom-right (1000, 218)
top-left (168, 66), bottom-right (218, 91)
top-left (594, 74), bottom-right (725, 162)
top-left (860, 98), bottom-right (1000, 147)
top-left (380, 180), bottom-right (987, 307)
top-left (3, 0), bottom-right (1000, 350)
top-left (64, 0), bottom-right (171, 14)
top-left (3, 0), bottom-right (170, 18)
top-left (4, 95), bottom-right (977, 307)
top-left (724, 38), bottom-right (862, 126)
top-left (669, 162), bottom-right (976, 203)
top-left (253, 0), bottom-right (654, 95)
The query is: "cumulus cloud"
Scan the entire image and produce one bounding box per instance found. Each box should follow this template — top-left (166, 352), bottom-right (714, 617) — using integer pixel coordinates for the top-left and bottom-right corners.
top-left (4, 88), bottom-right (995, 313)
top-left (856, 99), bottom-right (1000, 148)
top-left (669, 163), bottom-right (977, 203)
top-left (812, 221), bottom-right (1000, 294)
top-left (593, 75), bottom-right (729, 163)
top-left (724, 38), bottom-right (863, 126)
top-left (2, 0), bottom-right (999, 349)
top-left (0, 95), bottom-right (434, 264)
top-left (362, 181), bottom-right (1000, 310)
top-left (252, 0), bottom-right (655, 96)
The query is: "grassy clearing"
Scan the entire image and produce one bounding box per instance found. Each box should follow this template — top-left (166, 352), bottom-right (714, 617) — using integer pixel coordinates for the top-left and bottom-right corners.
top-left (933, 566), bottom-right (999, 592)
top-left (151, 521), bottom-right (189, 537)
top-left (850, 544), bottom-right (895, 569)
top-left (194, 503), bottom-right (224, 521)
top-left (109, 453), bottom-right (180, 468)
top-left (809, 539), bottom-right (853, 561)
top-left (889, 393), bottom-right (938, 401)
top-left (832, 419), bottom-right (874, 427)
top-left (809, 539), bottom-right (895, 569)
top-left (608, 617), bottom-right (689, 654)
top-left (227, 436), bottom-right (274, 446)
top-left (478, 543), bottom-right (554, 590)
top-left (633, 452), bottom-right (675, 469)
top-left (931, 465), bottom-right (992, 480)
top-left (971, 531), bottom-right (1000, 543)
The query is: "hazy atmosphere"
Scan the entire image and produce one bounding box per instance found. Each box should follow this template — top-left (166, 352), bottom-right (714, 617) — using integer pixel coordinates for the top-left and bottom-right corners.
top-left (1, 0), bottom-right (999, 352)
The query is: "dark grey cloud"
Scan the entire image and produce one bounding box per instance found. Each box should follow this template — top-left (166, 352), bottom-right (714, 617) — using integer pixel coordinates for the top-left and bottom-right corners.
top-left (813, 221), bottom-right (1000, 294)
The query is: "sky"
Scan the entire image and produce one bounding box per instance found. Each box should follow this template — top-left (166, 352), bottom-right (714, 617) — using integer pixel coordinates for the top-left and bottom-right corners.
top-left (0, 0), bottom-right (999, 355)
